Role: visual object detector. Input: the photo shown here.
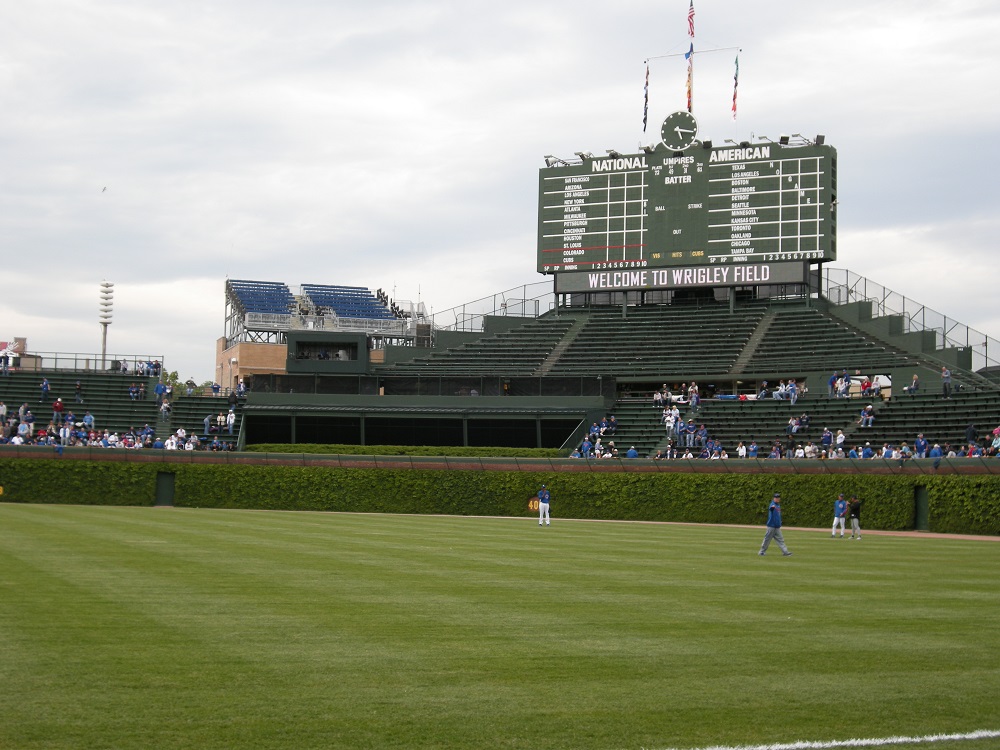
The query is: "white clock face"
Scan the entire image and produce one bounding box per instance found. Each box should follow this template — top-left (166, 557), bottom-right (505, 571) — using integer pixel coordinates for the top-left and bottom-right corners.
top-left (660, 111), bottom-right (699, 151)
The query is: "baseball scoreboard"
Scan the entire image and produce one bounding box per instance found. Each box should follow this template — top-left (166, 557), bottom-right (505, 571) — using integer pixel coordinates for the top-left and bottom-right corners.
top-left (538, 113), bottom-right (836, 279)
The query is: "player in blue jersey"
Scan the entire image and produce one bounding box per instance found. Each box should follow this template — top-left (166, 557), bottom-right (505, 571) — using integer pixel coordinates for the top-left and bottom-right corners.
top-left (538, 485), bottom-right (551, 526)
top-left (832, 493), bottom-right (848, 537)
top-left (759, 492), bottom-right (792, 556)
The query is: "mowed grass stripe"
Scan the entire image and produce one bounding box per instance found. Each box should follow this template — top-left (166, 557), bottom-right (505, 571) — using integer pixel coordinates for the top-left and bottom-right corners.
top-left (0, 504), bottom-right (997, 750)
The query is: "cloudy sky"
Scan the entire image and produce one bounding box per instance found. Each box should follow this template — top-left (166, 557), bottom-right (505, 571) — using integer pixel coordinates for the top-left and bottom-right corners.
top-left (2, 0), bottom-right (999, 380)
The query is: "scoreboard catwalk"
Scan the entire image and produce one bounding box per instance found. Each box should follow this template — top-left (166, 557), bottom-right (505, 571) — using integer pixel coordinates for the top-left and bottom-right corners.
top-left (538, 133), bottom-right (836, 278)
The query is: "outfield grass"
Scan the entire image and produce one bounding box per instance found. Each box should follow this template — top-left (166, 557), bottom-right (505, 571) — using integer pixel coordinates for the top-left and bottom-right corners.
top-left (1, 504), bottom-right (997, 750)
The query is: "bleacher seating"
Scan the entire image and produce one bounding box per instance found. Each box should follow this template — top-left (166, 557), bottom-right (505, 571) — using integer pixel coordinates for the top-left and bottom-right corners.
top-left (377, 315), bottom-right (578, 376)
top-left (746, 307), bottom-right (913, 373)
top-left (0, 371), bottom-right (161, 437)
top-left (545, 304), bottom-right (765, 376)
top-left (167, 393), bottom-right (243, 446)
top-left (849, 390), bottom-right (1000, 449)
top-left (227, 280), bottom-right (296, 315)
top-left (0, 371), bottom-right (245, 447)
top-left (301, 284), bottom-right (395, 321)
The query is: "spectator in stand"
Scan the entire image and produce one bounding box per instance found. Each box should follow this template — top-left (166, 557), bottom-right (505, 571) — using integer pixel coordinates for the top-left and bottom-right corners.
top-left (204, 414), bottom-right (213, 435)
top-left (758, 380), bottom-right (770, 399)
top-left (828, 371), bottom-right (839, 398)
top-left (52, 398), bottom-right (64, 424)
top-left (941, 367), bottom-right (952, 399)
top-left (914, 433), bottom-right (929, 459)
top-left (606, 416), bottom-right (617, 435)
top-left (653, 389), bottom-right (664, 408)
top-left (128, 383), bottom-right (139, 401)
top-left (581, 436), bottom-right (593, 458)
top-left (905, 373), bottom-right (920, 397)
top-left (186, 377), bottom-right (197, 396)
top-left (159, 400), bottom-right (171, 422)
top-left (861, 442), bottom-right (874, 459)
top-left (860, 404), bottom-right (875, 428)
top-left (683, 419), bottom-right (696, 447)
top-left (695, 424), bottom-right (708, 449)
top-left (83, 411), bottom-right (95, 431)
top-left (871, 378), bottom-right (882, 399)
top-left (784, 433), bottom-right (796, 457)
top-left (788, 379), bottom-right (799, 405)
top-left (75, 380), bottom-right (84, 404)
top-left (154, 381), bottom-right (166, 405)
top-left (625, 445), bottom-right (639, 459)
top-left (848, 445), bottom-right (860, 459)
top-left (965, 424), bottom-right (978, 447)
top-left (836, 429), bottom-right (846, 452)
top-left (39, 378), bottom-right (50, 403)
top-left (841, 370), bottom-right (852, 398)
top-left (820, 427), bottom-right (833, 452)
top-left (236, 379), bottom-right (247, 398)
top-left (748, 441), bottom-right (759, 458)
top-left (860, 377), bottom-right (872, 398)
top-left (736, 441), bottom-right (747, 459)
top-left (216, 411), bottom-right (227, 433)
top-left (772, 380), bottom-right (787, 400)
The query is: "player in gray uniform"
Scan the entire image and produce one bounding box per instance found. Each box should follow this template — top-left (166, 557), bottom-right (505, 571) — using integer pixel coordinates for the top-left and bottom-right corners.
top-left (759, 492), bottom-right (792, 556)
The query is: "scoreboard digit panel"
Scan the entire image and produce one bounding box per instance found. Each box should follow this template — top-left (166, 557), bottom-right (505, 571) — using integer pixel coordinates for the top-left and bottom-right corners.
top-left (538, 142), bottom-right (836, 274)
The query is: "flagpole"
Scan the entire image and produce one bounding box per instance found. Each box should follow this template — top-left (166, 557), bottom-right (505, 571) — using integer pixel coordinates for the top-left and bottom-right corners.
top-left (688, 0), bottom-right (695, 111)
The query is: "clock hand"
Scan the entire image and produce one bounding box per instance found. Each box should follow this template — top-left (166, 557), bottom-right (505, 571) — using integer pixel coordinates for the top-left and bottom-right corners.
top-left (674, 127), bottom-right (694, 136)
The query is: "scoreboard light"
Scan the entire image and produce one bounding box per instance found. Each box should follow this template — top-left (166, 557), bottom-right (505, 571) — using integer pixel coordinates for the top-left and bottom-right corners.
top-left (537, 112), bottom-right (837, 277)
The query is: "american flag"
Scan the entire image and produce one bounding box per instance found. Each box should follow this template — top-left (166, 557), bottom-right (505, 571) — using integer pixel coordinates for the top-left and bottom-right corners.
top-left (687, 0), bottom-right (695, 37)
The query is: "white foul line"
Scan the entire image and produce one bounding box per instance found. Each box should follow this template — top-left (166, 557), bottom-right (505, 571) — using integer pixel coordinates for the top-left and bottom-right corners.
top-left (653, 729), bottom-right (1000, 750)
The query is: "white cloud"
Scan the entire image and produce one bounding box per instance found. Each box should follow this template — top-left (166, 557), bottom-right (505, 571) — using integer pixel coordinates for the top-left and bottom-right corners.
top-left (2, 0), bottom-right (999, 378)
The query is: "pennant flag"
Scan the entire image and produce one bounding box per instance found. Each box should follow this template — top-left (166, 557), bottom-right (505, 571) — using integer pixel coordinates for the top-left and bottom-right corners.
top-left (685, 44), bottom-right (694, 112)
top-left (732, 54), bottom-right (739, 120)
top-left (642, 64), bottom-right (650, 131)
top-left (687, 0), bottom-right (695, 38)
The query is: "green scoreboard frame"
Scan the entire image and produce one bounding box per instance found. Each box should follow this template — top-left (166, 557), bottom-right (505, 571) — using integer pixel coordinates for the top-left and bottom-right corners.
top-left (538, 141), bottom-right (836, 275)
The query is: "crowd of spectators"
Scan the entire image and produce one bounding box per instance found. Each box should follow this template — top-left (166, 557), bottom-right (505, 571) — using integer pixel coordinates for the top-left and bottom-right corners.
top-left (0, 373), bottom-right (243, 451)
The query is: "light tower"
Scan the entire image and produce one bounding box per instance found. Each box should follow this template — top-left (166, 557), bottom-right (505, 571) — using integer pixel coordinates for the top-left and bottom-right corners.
top-left (99, 281), bottom-right (114, 369)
